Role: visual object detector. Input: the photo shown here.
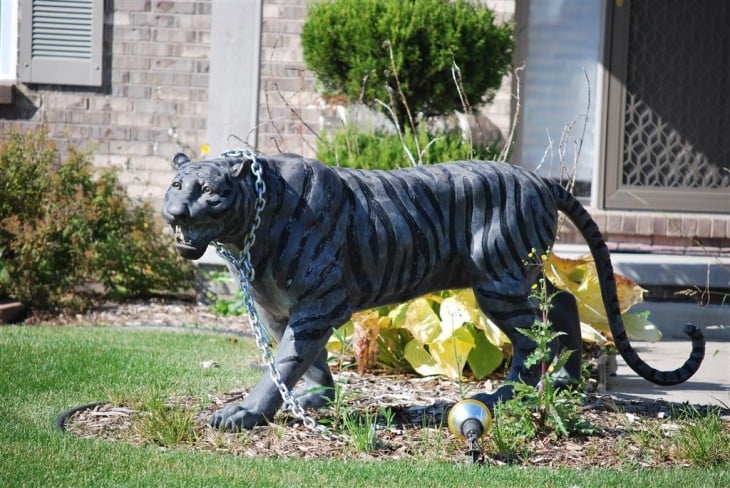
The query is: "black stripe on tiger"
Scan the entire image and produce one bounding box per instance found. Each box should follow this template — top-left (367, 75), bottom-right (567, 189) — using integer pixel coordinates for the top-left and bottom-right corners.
top-left (511, 172), bottom-right (536, 263)
top-left (412, 168), bottom-right (447, 237)
top-left (271, 163), bottom-right (314, 274)
top-left (400, 173), bottom-right (445, 259)
top-left (436, 165), bottom-right (461, 264)
top-left (495, 170), bottom-right (526, 275)
top-left (470, 170), bottom-right (499, 280)
top-left (378, 174), bottom-right (431, 293)
top-left (342, 184), bottom-right (373, 296)
top-left (524, 172), bottom-right (557, 251)
top-left (349, 172), bottom-right (399, 302)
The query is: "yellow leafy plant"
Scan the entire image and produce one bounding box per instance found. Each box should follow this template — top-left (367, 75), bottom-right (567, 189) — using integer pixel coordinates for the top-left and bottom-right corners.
top-left (328, 253), bottom-right (658, 379)
top-left (328, 292), bottom-right (505, 381)
top-left (543, 253), bottom-right (661, 342)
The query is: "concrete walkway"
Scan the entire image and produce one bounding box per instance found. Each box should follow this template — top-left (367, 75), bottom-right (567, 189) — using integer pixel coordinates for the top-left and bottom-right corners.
top-left (553, 244), bottom-right (730, 407)
top-left (609, 301), bottom-right (730, 407)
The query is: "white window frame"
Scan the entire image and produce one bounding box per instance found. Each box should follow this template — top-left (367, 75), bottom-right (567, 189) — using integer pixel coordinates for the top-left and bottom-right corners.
top-left (0, 0), bottom-right (18, 83)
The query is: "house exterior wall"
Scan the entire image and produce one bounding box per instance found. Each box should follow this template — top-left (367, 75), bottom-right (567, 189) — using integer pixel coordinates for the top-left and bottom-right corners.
top-left (256, 0), bottom-right (318, 156)
top-left (1, 0), bottom-right (726, 253)
top-left (0, 0), bottom-right (211, 206)
top-left (1, 0), bottom-right (515, 209)
top-left (513, 0), bottom-right (601, 187)
top-left (557, 210), bottom-right (730, 255)
top-left (255, 0), bottom-right (728, 251)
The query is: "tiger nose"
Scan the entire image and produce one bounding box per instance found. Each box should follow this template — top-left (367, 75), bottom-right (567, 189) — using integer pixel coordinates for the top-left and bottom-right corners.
top-left (161, 201), bottom-right (190, 223)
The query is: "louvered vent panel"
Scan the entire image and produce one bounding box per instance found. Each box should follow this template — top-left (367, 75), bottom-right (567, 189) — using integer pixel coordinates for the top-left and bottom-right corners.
top-left (31, 1), bottom-right (94, 60)
top-left (19, 0), bottom-right (102, 86)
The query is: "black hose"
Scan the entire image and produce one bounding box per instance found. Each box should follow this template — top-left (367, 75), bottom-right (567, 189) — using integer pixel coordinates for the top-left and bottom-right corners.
top-left (54, 401), bottom-right (108, 432)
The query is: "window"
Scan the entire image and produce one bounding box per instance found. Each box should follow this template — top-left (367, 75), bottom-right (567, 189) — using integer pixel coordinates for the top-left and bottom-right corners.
top-left (19, 0), bottom-right (103, 86)
top-left (0, 0), bottom-right (18, 83)
top-left (514, 0), bottom-right (602, 197)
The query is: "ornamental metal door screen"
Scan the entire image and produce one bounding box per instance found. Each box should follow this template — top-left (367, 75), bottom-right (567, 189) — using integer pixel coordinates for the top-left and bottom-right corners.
top-left (599, 0), bottom-right (729, 213)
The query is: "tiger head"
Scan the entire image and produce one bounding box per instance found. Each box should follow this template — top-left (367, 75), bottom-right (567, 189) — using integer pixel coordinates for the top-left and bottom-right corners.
top-left (161, 153), bottom-right (253, 260)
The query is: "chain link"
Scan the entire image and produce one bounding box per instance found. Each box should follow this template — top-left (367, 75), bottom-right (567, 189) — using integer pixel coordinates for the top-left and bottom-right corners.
top-left (213, 149), bottom-right (323, 434)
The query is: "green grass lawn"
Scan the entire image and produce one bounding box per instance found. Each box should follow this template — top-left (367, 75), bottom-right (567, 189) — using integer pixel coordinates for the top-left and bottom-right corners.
top-left (1, 325), bottom-right (728, 487)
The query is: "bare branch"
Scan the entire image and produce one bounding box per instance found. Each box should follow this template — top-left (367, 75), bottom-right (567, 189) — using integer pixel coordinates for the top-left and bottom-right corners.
top-left (499, 65), bottom-right (523, 163)
top-left (451, 60), bottom-right (476, 159)
top-left (374, 97), bottom-right (416, 166)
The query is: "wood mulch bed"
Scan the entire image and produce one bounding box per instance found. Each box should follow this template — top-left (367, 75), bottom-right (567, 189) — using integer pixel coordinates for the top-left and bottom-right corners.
top-left (34, 299), bottom-right (730, 468)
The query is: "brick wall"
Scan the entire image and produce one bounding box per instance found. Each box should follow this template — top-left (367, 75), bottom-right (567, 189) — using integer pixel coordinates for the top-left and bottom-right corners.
top-left (557, 209), bottom-right (730, 254)
top-left (0, 0), bottom-right (211, 206)
top-left (2, 0), bottom-right (513, 205)
top-left (257, 0), bottom-right (319, 156)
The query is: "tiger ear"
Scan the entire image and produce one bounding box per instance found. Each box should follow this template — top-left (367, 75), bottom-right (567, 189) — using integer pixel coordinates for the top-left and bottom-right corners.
top-left (229, 157), bottom-right (252, 178)
top-left (171, 153), bottom-right (190, 169)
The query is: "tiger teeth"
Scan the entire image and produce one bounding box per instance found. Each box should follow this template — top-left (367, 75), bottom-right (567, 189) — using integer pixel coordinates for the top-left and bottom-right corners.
top-left (174, 225), bottom-right (194, 246)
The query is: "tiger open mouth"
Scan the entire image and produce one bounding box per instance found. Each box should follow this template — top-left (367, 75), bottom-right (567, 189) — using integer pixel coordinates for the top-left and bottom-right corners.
top-left (173, 225), bottom-right (207, 259)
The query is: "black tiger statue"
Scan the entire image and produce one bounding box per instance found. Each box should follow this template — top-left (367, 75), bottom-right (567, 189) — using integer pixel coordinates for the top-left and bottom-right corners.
top-left (161, 152), bottom-right (705, 431)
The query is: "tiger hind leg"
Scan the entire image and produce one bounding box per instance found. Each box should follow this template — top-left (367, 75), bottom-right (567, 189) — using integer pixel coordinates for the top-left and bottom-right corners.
top-left (548, 288), bottom-right (583, 388)
top-left (469, 284), bottom-right (560, 410)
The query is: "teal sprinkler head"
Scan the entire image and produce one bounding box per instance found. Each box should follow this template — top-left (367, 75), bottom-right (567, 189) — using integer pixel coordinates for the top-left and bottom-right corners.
top-left (447, 399), bottom-right (492, 464)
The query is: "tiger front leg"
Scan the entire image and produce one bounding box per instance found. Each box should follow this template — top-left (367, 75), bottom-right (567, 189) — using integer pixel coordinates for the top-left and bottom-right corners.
top-left (211, 295), bottom-right (350, 432)
top-left (291, 348), bottom-right (336, 410)
top-left (210, 324), bottom-right (334, 431)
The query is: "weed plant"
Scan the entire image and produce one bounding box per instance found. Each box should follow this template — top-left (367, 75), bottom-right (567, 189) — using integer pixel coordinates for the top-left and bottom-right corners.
top-left (488, 249), bottom-right (598, 460)
top-left (673, 408), bottom-right (730, 467)
top-left (341, 410), bottom-right (380, 452)
top-left (316, 379), bottom-right (399, 453)
top-left (208, 290), bottom-right (247, 317)
top-left (134, 395), bottom-right (199, 447)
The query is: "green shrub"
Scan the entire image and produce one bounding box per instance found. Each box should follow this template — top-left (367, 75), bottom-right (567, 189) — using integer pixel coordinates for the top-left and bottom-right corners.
top-left (317, 125), bottom-right (501, 170)
top-left (0, 129), bottom-right (193, 311)
top-left (302, 0), bottom-right (513, 130)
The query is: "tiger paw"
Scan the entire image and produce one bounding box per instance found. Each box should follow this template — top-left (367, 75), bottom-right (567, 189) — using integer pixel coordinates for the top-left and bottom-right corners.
top-left (210, 404), bottom-right (269, 432)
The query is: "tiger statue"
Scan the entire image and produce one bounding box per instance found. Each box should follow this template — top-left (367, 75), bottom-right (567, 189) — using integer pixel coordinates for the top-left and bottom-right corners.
top-left (161, 152), bottom-right (705, 431)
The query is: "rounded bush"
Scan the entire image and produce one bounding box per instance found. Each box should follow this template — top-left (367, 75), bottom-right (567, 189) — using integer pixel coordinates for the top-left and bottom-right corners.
top-left (0, 130), bottom-right (193, 312)
top-left (302, 0), bottom-right (513, 129)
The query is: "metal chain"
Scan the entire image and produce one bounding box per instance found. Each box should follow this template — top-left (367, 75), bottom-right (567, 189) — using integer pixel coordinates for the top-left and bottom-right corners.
top-left (213, 149), bottom-right (323, 434)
